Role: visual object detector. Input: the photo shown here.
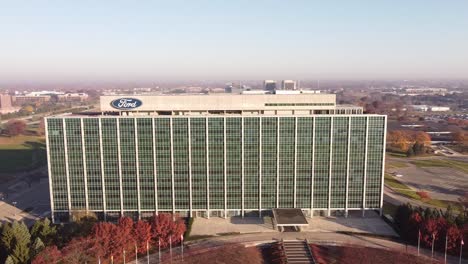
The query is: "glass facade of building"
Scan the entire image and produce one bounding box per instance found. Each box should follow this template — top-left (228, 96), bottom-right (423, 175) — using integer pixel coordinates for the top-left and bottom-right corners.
top-left (46, 115), bottom-right (386, 222)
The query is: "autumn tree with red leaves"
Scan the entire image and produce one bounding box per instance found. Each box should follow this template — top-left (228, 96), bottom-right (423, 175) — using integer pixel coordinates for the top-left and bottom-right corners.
top-left (134, 220), bottom-right (152, 253)
top-left (31, 246), bottom-right (62, 264)
top-left (150, 213), bottom-right (186, 248)
top-left (4, 119), bottom-right (27, 136)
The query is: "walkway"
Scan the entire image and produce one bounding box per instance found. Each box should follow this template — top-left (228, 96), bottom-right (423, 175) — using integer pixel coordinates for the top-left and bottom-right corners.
top-left (282, 240), bottom-right (315, 264)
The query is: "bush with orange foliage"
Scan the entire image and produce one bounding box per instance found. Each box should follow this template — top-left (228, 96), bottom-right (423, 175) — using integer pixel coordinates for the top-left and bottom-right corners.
top-left (416, 191), bottom-right (431, 200)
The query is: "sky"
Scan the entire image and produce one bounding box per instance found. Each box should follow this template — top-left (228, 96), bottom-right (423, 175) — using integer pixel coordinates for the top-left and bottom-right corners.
top-left (1, 0), bottom-right (468, 82)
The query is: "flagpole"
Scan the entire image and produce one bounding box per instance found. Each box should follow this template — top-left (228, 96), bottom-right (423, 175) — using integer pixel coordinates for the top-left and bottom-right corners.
top-left (418, 229), bottom-right (421, 256)
top-left (170, 236), bottom-right (173, 262)
top-left (159, 238), bottom-right (161, 264)
top-left (147, 240), bottom-right (150, 264)
top-left (135, 243), bottom-right (138, 264)
top-left (432, 233), bottom-right (435, 259)
top-left (181, 234), bottom-right (184, 262)
top-left (460, 238), bottom-right (464, 264)
top-left (445, 234), bottom-right (448, 263)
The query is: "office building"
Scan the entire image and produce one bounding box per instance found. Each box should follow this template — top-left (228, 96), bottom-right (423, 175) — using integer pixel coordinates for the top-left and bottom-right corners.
top-left (46, 94), bottom-right (386, 222)
top-left (263, 80), bottom-right (277, 92)
top-left (281, 80), bottom-right (297, 90)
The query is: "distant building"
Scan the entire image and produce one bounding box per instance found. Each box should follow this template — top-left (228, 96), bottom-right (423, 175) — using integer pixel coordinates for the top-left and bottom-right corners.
top-left (411, 105), bottom-right (450, 112)
top-left (13, 95), bottom-right (51, 105)
top-left (404, 88), bottom-right (447, 96)
top-left (411, 105), bottom-right (428, 112)
top-left (263, 80), bottom-right (277, 92)
top-left (57, 93), bottom-right (88, 102)
top-left (0, 94), bottom-right (12, 109)
top-left (0, 94), bottom-right (18, 114)
top-left (281, 80), bottom-right (297, 90)
top-left (430, 106), bottom-right (450, 112)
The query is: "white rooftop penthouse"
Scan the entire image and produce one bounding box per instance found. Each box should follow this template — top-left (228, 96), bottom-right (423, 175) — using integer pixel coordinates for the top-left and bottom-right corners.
top-left (99, 93), bottom-right (363, 116)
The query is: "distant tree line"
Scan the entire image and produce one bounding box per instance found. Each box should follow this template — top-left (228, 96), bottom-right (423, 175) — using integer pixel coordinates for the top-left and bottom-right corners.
top-left (386, 130), bottom-right (432, 156)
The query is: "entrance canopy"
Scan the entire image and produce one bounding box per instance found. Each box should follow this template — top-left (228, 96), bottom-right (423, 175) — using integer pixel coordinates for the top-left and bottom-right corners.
top-left (272, 208), bottom-right (308, 227)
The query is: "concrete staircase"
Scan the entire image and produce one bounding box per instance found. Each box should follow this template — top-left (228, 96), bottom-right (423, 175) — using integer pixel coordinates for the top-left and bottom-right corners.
top-left (282, 240), bottom-right (315, 264)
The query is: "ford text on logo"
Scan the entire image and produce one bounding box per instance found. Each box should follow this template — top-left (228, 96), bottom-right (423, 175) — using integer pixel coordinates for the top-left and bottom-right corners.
top-left (110, 98), bottom-right (143, 110)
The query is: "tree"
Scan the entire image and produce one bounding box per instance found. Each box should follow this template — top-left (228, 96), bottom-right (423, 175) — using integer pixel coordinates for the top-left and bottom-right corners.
top-left (89, 222), bottom-right (118, 261)
top-left (1, 221), bottom-right (32, 264)
top-left (61, 237), bottom-right (94, 264)
top-left (445, 225), bottom-right (462, 254)
top-left (452, 131), bottom-right (467, 145)
top-left (4, 120), bottom-right (27, 136)
top-left (30, 218), bottom-right (56, 246)
top-left (150, 214), bottom-right (186, 248)
top-left (459, 192), bottom-right (468, 217)
top-left (413, 131), bottom-right (431, 146)
top-left (30, 237), bottom-right (45, 260)
top-left (115, 217), bottom-right (134, 257)
top-left (5, 256), bottom-right (15, 264)
top-left (11, 221), bottom-right (32, 264)
top-left (134, 220), bottom-right (152, 253)
top-left (22, 105), bottom-right (34, 113)
top-left (31, 246), bottom-right (61, 264)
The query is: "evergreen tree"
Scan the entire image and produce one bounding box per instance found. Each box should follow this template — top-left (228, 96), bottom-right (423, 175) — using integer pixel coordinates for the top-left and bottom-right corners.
top-left (30, 218), bottom-right (56, 245)
top-left (10, 222), bottom-right (31, 264)
top-left (30, 237), bottom-right (45, 259)
top-left (1, 223), bottom-right (15, 252)
top-left (5, 255), bottom-right (15, 264)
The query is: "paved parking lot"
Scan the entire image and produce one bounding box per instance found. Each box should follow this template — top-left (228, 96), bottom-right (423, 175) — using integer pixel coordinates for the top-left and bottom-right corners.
top-left (387, 157), bottom-right (468, 202)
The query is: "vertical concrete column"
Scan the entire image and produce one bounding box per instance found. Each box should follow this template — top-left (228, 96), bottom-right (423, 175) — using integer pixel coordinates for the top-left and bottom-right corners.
top-left (258, 118), bottom-right (262, 217)
top-left (310, 117), bottom-right (315, 218)
top-left (169, 118), bottom-right (175, 215)
top-left (345, 117), bottom-right (351, 218)
top-left (276, 117), bottom-right (280, 208)
top-left (98, 118), bottom-right (107, 221)
top-left (223, 117), bottom-right (227, 219)
top-left (188, 118), bottom-right (193, 217)
top-left (62, 119), bottom-right (72, 217)
top-left (151, 118), bottom-right (158, 215)
top-left (44, 118), bottom-right (55, 223)
top-left (80, 118), bottom-right (89, 214)
top-left (362, 117), bottom-right (369, 217)
top-left (206, 118), bottom-right (210, 219)
top-left (241, 117), bottom-right (245, 218)
top-left (327, 117), bottom-right (334, 217)
top-left (116, 119), bottom-right (124, 216)
top-left (134, 118), bottom-right (141, 219)
top-left (293, 117), bottom-right (298, 208)
top-left (379, 116), bottom-right (388, 216)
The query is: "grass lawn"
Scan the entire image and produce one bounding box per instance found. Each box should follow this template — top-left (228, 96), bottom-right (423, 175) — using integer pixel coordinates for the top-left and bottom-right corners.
top-left (386, 161), bottom-right (409, 169)
top-left (0, 135), bottom-right (46, 174)
top-left (384, 173), bottom-right (462, 211)
top-left (411, 159), bottom-right (468, 174)
top-left (384, 173), bottom-right (411, 190)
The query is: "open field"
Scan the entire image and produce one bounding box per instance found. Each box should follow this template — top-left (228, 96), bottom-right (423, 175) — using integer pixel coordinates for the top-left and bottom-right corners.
top-left (411, 159), bottom-right (468, 174)
top-left (0, 135), bottom-right (46, 174)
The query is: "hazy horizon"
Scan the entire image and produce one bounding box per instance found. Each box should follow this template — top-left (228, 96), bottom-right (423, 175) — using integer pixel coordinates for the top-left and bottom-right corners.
top-left (1, 1), bottom-right (468, 82)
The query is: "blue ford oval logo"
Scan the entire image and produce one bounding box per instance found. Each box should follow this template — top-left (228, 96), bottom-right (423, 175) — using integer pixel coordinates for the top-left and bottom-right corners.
top-left (110, 98), bottom-right (143, 110)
